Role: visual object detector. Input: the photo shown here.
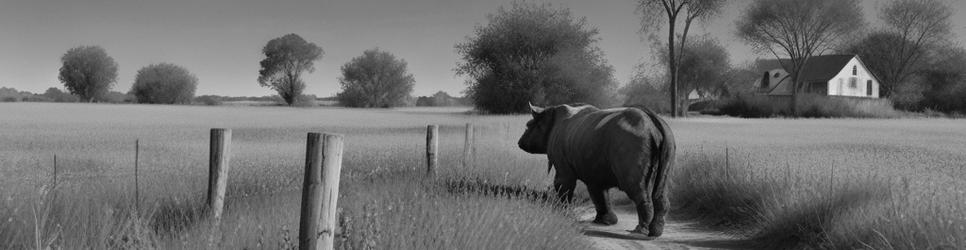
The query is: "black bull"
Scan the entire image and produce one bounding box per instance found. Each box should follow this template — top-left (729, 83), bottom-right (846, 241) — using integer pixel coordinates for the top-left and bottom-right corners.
top-left (518, 103), bottom-right (675, 237)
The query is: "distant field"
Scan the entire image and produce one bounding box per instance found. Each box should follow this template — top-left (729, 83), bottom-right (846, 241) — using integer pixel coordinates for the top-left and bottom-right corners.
top-left (1, 103), bottom-right (964, 249)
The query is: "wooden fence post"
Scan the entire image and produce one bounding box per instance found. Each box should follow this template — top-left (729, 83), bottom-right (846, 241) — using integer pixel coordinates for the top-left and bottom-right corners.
top-left (208, 128), bottom-right (231, 219)
top-left (461, 123), bottom-right (474, 168)
top-left (299, 133), bottom-right (344, 250)
top-left (426, 125), bottom-right (438, 176)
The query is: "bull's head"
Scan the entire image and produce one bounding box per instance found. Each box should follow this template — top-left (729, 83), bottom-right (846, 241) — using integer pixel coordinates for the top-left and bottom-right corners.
top-left (518, 103), bottom-right (556, 154)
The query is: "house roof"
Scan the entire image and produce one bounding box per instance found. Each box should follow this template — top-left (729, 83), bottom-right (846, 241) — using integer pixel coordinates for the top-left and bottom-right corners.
top-left (757, 54), bottom-right (856, 83)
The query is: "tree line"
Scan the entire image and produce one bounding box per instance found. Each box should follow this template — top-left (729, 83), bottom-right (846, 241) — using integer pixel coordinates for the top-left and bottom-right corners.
top-left (15, 0), bottom-right (966, 115)
top-left (458, 0), bottom-right (966, 116)
top-left (46, 34), bottom-right (418, 107)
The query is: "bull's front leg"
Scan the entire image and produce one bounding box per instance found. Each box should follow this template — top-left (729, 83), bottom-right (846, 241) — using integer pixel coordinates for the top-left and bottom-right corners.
top-left (552, 173), bottom-right (577, 203)
top-left (588, 185), bottom-right (618, 225)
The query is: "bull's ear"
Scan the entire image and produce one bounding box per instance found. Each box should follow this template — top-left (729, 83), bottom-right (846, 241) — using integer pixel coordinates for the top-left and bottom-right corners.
top-left (529, 102), bottom-right (545, 114)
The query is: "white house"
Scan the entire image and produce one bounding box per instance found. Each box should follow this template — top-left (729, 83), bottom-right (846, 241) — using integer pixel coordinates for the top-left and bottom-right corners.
top-left (754, 54), bottom-right (880, 98)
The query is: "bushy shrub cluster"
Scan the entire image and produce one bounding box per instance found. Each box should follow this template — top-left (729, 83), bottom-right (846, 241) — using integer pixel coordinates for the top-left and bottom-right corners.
top-left (130, 63), bottom-right (198, 104)
top-left (719, 94), bottom-right (901, 118)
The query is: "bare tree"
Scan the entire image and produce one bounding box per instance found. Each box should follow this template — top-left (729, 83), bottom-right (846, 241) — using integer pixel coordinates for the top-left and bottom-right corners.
top-left (637, 0), bottom-right (724, 117)
top-left (737, 0), bottom-right (863, 115)
top-left (876, 0), bottom-right (953, 97)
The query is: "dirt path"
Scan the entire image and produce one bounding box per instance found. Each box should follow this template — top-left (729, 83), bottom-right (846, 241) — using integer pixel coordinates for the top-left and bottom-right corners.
top-left (576, 204), bottom-right (753, 250)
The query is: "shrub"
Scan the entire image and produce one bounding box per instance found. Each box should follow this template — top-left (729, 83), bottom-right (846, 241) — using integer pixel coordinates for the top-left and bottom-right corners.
top-left (415, 91), bottom-right (463, 107)
top-left (22, 95), bottom-right (53, 102)
top-left (101, 91), bottom-right (135, 104)
top-left (293, 94), bottom-right (318, 107)
top-left (41, 88), bottom-right (80, 102)
top-left (193, 95), bottom-right (222, 106)
top-left (719, 94), bottom-right (901, 118)
top-left (130, 63), bottom-right (198, 104)
top-left (337, 48), bottom-right (414, 108)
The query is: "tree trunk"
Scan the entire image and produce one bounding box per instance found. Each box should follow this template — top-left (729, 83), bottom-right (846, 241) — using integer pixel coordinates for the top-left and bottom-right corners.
top-left (790, 75), bottom-right (800, 115)
top-left (668, 18), bottom-right (678, 118)
top-left (677, 15), bottom-right (695, 117)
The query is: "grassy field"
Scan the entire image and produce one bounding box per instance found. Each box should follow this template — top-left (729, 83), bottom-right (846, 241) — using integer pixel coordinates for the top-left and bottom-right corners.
top-left (1, 103), bottom-right (965, 249)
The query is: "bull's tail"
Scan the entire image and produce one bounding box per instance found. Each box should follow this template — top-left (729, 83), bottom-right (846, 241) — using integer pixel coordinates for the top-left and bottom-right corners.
top-left (637, 106), bottom-right (675, 197)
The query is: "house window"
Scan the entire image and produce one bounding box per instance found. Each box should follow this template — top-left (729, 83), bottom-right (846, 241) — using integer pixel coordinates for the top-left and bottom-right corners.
top-left (867, 80), bottom-right (873, 96)
top-left (761, 72), bottom-right (769, 88)
top-left (849, 77), bottom-right (858, 88)
top-left (852, 65), bottom-right (857, 75)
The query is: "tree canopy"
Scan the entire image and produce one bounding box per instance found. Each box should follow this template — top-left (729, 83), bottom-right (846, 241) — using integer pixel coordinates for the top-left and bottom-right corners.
top-left (258, 33), bottom-right (324, 106)
top-left (917, 46), bottom-right (966, 113)
top-left (337, 49), bottom-right (415, 108)
top-left (637, 0), bottom-right (725, 117)
top-left (849, 0), bottom-right (953, 98)
top-left (130, 63), bottom-right (198, 104)
top-left (58, 46), bottom-right (118, 102)
top-left (455, 2), bottom-right (617, 114)
top-left (660, 36), bottom-right (730, 111)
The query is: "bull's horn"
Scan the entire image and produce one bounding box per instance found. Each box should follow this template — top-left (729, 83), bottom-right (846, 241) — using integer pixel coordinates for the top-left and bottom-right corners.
top-left (529, 102), bottom-right (545, 113)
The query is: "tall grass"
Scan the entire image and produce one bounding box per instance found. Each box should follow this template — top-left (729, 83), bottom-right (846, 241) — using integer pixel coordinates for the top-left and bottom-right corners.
top-left (670, 118), bottom-right (966, 249)
top-left (3, 103), bottom-right (965, 249)
top-left (0, 103), bottom-right (579, 249)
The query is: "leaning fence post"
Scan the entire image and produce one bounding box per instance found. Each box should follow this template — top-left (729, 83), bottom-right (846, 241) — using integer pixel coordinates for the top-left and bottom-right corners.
top-left (299, 133), bottom-right (344, 250)
top-left (426, 125), bottom-right (439, 176)
top-left (461, 123), bottom-right (474, 168)
top-left (208, 128), bottom-right (231, 219)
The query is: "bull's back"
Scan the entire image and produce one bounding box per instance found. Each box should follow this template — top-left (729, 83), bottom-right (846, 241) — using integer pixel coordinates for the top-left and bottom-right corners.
top-left (548, 108), bottom-right (656, 185)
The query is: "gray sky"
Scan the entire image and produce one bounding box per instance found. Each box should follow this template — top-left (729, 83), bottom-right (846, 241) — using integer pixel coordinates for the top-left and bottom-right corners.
top-left (1, 0), bottom-right (964, 97)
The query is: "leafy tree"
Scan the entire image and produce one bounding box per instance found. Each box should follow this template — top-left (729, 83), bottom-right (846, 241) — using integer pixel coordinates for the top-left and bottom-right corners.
top-left (258, 33), bottom-right (324, 105)
top-left (637, 0), bottom-right (725, 117)
top-left (878, 0), bottom-right (953, 98)
top-left (58, 46), bottom-right (118, 102)
top-left (737, 0), bottom-right (863, 115)
top-left (657, 36), bottom-right (730, 112)
top-left (917, 46), bottom-right (966, 113)
top-left (844, 0), bottom-right (952, 99)
top-left (194, 95), bottom-right (223, 106)
top-left (622, 73), bottom-right (670, 113)
top-left (101, 91), bottom-right (135, 103)
top-left (0, 87), bottom-right (27, 102)
top-left (337, 49), bottom-right (415, 108)
top-left (843, 32), bottom-right (923, 108)
top-left (455, 2), bottom-right (617, 114)
top-left (721, 61), bottom-right (766, 98)
top-left (130, 63), bottom-right (198, 104)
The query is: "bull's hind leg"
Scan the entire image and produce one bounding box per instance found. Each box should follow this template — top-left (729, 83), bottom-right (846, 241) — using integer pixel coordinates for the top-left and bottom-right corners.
top-left (625, 188), bottom-right (654, 235)
top-left (588, 185), bottom-right (618, 225)
top-left (649, 190), bottom-right (669, 237)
